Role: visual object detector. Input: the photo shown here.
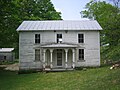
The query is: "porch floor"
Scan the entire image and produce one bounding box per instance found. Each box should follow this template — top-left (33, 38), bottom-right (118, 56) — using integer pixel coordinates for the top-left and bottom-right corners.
top-left (44, 68), bottom-right (74, 72)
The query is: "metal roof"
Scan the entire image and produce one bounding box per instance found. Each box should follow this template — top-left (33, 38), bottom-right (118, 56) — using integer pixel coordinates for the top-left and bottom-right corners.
top-left (17, 20), bottom-right (102, 31)
top-left (0, 48), bottom-right (14, 52)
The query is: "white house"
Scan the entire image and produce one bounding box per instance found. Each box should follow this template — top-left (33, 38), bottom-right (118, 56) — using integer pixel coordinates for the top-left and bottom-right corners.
top-left (17, 20), bottom-right (102, 71)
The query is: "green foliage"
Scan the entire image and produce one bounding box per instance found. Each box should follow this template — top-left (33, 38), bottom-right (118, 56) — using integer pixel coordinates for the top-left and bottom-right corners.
top-left (0, 66), bottom-right (120, 90)
top-left (81, 0), bottom-right (120, 62)
top-left (0, 60), bottom-right (18, 65)
top-left (0, 0), bottom-right (62, 58)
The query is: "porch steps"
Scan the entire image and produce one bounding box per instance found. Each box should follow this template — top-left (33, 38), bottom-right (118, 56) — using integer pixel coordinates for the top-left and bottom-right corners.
top-left (44, 68), bottom-right (74, 72)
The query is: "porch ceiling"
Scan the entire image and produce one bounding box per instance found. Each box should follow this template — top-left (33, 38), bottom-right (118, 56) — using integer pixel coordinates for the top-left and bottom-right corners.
top-left (41, 43), bottom-right (78, 48)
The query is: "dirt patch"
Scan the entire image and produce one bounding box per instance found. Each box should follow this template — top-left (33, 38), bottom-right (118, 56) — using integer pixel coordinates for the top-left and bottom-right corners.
top-left (0, 63), bottom-right (19, 71)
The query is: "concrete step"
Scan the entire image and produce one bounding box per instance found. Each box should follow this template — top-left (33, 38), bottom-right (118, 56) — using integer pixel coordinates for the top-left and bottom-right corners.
top-left (44, 68), bottom-right (74, 72)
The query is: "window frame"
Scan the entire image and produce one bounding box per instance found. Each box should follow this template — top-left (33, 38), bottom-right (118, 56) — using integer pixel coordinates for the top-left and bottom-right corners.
top-left (35, 34), bottom-right (40, 44)
top-left (78, 49), bottom-right (84, 61)
top-left (78, 34), bottom-right (84, 43)
top-left (35, 49), bottom-right (40, 61)
top-left (57, 34), bottom-right (62, 43)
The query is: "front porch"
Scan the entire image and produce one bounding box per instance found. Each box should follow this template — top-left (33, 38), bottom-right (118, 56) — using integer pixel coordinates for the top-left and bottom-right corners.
top-left (41, 43), bottom-right (77, 71)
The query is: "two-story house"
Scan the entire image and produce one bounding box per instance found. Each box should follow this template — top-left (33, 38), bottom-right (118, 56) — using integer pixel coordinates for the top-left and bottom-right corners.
top-left (17, 20), bottom-right (102, 71)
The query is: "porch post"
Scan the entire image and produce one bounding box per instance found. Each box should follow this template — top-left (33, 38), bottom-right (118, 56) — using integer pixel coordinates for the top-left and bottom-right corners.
top-left (43, 49), bottom-right (46, 68)
top-left (65, 49), bottom-right (68, 68)
top-left (72, 49), bottom-right (75, 68)
top-left (50, 49), bottom-right (53, 68)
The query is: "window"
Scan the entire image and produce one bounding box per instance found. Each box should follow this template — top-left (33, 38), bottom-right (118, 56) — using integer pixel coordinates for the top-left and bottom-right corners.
top-left (79, 49), bottom-right (84, 60)
top-left (35, 34), bottom-right (40, 44)
top-left (35, 49), bottom-right (40, 61)
top-left (4, 56), bottom-right (6, 60)
top-left (78, 34), bottom-right (84, 43)
top-left (57, 34), bottom-right (62, 43)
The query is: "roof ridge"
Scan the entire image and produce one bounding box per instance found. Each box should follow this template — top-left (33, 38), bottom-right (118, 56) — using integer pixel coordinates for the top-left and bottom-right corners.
top-left (23, 20), bottom-right (96, 22)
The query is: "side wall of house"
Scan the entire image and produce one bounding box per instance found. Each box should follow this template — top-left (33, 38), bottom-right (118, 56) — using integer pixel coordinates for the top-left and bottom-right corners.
top-left (19, 32), bottom-right (42, 70)
top-left (75, 31), bottom-right (100, 67)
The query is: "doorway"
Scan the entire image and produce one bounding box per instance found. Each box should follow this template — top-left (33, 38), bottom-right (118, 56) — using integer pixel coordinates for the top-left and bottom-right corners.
top-left (57, 49), bottom-right (62, 66)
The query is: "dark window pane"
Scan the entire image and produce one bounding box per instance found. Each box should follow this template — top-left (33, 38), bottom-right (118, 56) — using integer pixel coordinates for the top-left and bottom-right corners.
top-left (35, 34), bottom-right (40, 44)
top-left (57, 34), bottom-right (62, 43)
top-left (60, 34), bottom-right (62, 38)
top-left (57, 39), bottom-right (59, 43)
top-left (79, 49), bottom-right (84, 60)
top-left (38, 34), bottom-right (40, 38)
top-left (78, 34), bottom-right (84, 43)
top-left (4, 56), bottom-right (6, 60)
top-left (35, 39), bottom-right (37, 43)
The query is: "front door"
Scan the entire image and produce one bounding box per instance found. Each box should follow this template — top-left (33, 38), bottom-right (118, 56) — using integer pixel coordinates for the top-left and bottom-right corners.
top-left (57, 49), bottom-right (62, 66)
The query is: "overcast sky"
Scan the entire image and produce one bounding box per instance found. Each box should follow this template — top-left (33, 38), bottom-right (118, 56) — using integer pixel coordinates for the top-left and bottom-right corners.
top-left (51, 0), bottom-right (91, 20)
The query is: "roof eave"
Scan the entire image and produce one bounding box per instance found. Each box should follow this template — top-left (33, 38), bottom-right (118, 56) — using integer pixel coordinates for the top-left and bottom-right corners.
top-left (17, 29), bottom-right (103, 31)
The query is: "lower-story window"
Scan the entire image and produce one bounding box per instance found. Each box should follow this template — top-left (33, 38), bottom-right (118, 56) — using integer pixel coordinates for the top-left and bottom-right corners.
top-left (79, 49), bottom-right (84, 60)
top-left (35, 49), bottom-right (40, 61)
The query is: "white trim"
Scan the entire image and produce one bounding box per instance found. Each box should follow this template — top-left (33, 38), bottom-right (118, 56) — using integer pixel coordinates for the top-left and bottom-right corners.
top-left (65, 49), bottom-right (68, 68)
top-left (72, 49), bottom-right (75, 68)
top-left (50, 49), bottom-right (53, 68)
top-left (43, 49), bottom-right (46, 68)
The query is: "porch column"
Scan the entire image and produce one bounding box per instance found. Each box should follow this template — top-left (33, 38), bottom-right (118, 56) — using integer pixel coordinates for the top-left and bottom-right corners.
top-left (65, 49), bottom-right (68, 68)
top-left (72, 49), bottom-right (75, 68)
top-left (43, 49), bottom-right (46, 68)
top-left (50, 49), bottom-right (53, 68)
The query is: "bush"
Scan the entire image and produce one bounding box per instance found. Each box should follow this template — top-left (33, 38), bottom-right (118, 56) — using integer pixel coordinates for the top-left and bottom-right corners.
top-left (0, 60), bottom-right (18, 65)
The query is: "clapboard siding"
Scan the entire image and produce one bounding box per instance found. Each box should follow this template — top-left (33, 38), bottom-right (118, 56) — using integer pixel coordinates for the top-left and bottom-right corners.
top-left (19, 30), bottom-right (100, 70)
top-left (0, 52), bottom-right (15, 61)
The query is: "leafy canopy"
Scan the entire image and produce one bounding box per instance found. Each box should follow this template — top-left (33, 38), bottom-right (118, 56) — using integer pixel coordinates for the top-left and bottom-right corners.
top-left (0, 0), bottom-right (62, 58)
top-left (81, 0), bottom-right (120, 61)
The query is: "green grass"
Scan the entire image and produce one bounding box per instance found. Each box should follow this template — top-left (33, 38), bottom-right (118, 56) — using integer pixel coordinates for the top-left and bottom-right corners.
top-left (0, 66), bottom-right (120, 90)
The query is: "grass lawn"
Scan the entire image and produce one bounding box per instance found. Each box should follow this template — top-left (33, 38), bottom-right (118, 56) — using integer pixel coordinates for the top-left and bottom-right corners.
top-left (0, 66), bottom-right (120, 90)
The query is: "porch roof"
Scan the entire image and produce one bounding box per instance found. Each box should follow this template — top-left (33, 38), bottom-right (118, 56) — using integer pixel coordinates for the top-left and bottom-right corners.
top-left (41, 43), bottom-right (78, 48)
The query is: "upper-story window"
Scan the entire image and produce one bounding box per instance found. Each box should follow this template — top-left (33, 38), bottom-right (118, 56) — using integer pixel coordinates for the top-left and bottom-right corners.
top-left (57, 34), bottom-right (62, 43)
top-left (35, 34), bottom-right (40, 44)
top-left (78, 34), bottom-right (84, 43)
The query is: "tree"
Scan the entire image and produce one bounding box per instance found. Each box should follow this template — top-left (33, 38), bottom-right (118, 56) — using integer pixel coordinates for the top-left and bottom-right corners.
top-left (81, 0), bottom-right (120, 62)
top-left (0, 0), bottom-right (62, 58)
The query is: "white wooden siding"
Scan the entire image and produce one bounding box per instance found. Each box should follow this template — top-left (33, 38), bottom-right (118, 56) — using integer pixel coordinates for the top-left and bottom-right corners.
top-left (19, 30), bottom-right (100, 69)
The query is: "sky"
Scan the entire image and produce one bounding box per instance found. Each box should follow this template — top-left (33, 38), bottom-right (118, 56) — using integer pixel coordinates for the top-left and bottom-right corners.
top-left (51, 0), bottom-right (91, 20)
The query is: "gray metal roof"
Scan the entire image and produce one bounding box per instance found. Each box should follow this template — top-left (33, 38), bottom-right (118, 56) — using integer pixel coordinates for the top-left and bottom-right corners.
top-left (0, 48), bottom-right (14, 52)
top-left (17, 20), bottom-right (102, 31)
